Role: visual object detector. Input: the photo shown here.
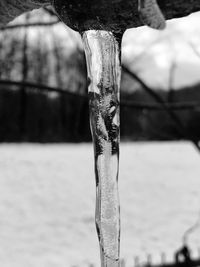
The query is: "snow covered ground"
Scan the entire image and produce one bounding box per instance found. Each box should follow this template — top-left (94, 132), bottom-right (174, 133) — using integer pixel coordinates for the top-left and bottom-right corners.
top-left (0, 142), bottom-right (199, 267)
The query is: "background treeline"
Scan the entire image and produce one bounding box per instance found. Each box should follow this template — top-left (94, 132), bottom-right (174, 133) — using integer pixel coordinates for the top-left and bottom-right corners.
top-left (0, 10), bottom-right (200, 142)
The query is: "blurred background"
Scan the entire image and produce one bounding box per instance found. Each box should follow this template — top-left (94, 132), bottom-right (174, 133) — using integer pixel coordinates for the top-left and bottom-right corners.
top-left (0, 7), bottom-right (200, 267)
top-left (1, 8), bottom-right (200, 143)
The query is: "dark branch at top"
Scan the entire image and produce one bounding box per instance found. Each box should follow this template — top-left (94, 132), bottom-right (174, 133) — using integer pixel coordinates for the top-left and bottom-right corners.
top-left (1, 0), bottom-right (200, 33)
top-left (52, 0), bottom-right (200, 33)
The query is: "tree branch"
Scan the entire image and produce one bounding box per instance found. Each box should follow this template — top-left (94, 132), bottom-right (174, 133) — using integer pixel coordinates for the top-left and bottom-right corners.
top-left (1, 0), bottom-right (200, 32)
top-left (0, 79), bottom-right (82, 97)
top-left (52, 0), bottom-right (200, 32)
top-left (0, 20), bottom-right (60, 31)
top-left (122, 65), bottom-right (200, 153)
top-left (0, 0), bottom-right (51, 27)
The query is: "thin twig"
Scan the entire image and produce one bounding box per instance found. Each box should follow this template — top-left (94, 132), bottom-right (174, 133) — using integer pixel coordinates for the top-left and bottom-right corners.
top-left (43, 6), bottom-right (58, 17)
top-left (0, 79), bottom-right (87, 98)
top-left (121, 100), bottom-right (200, 110)
top-left (0, 20), bottom-right (60, 31)
top-left (122, 65), bottom-right (200, 153)
top-left (1, 79), bottom-right (200, 110)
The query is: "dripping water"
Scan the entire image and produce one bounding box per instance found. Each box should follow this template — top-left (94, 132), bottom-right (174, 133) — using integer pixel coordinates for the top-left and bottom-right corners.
top-left (82, 30), bottom-right (122, 267)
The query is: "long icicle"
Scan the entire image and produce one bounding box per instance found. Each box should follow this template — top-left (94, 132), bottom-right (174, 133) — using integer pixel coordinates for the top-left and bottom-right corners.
top-left (82, 30), bottom-right (122, 267)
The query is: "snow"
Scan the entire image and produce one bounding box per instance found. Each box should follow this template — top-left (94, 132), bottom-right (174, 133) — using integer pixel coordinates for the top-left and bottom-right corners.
top-left (0, 143), bottom-right (199, 266)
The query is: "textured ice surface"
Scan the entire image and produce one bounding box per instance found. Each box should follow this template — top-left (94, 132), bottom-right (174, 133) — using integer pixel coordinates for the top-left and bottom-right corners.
top-left (82, 30), bottom-right (121, 267)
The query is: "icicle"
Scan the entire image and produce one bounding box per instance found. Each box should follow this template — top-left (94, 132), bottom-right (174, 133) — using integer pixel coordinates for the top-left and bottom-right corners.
top-left (82, 30), bottom-right (122, 267)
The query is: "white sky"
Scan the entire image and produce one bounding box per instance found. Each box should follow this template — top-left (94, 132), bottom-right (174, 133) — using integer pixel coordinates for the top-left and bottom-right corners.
top-left (122, 11), bottom-right (200, 90)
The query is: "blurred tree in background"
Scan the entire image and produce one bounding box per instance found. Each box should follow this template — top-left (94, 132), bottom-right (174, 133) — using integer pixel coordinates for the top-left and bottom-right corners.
top-left (0, 8), bottom-right (89, 142)
top-left (0, 8), bottom-right (200, 143)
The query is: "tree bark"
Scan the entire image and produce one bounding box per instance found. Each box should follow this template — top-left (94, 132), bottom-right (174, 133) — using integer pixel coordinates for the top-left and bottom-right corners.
top-left (0, 0), bottom-right (200, 32)
top-left (53, 0), bottom-right (200, 33)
